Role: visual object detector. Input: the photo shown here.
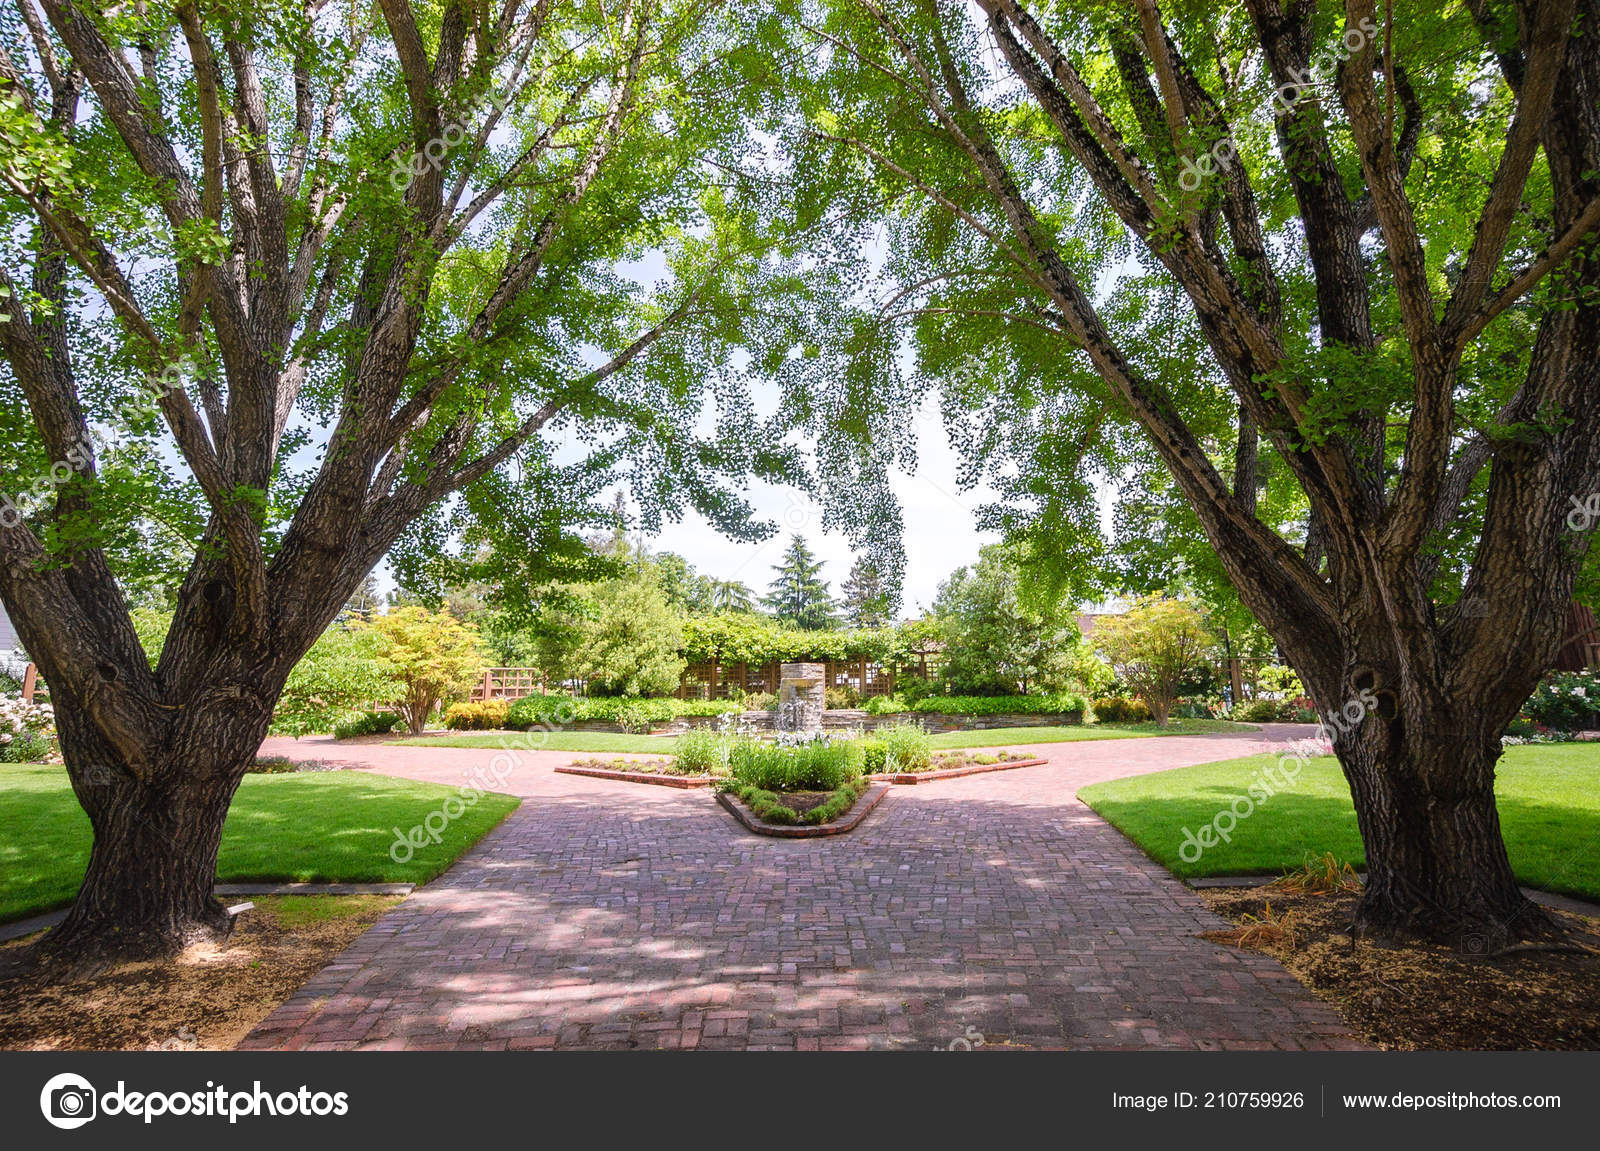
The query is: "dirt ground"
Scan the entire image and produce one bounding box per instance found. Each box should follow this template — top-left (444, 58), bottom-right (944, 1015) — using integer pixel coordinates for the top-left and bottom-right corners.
top-left (1197, 884), bottom-right (1600, 1049)
top-left (0, 895), bottom-right (401, 1051)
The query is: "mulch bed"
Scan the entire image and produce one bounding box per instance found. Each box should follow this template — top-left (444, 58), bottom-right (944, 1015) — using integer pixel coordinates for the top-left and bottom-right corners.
top-left (0, 895), bottom-right (402, 1050)
top-left (1196, 885), bottom-right (1600, 1050)
top-left (718, 783), bottom-right (889, 838)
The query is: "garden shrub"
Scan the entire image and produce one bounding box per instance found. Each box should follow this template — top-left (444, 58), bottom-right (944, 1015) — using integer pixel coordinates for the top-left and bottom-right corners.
top-left (876, 722), bottom-right (932, 773)
top-left (741, 691), bottom-right (777, 711)
top-left (614, 702), bottom-right (654, 733)
top-left (728, 737), bottom-right (864, 792)
top-left (1235, 698), bottom-right (1294, 723)
top-left (1093, 697), bottom-right (1152, 723)
top-left (0, 696), bottom-right (55, 762)
top-left (1522, 670), bottom-right (1600, 731)
top-left (444, 699), bottom-right (510, 730)
top-left (911, 693), bottom-right (1086, 717)
top-left (863, 694), bottom-right (907, 714)
top-left (824, 684), bottom-right (859, 710)
top-left (857, 736), bottom-right (888, 774)
top-left (1504, 715), bottom-right (1540, 738)
top-left (894, 675), bottom-right (937, 706)
top-left (728, 779), bottom-right (868, 826)
top-left (249, 756), bottom-right (299, 774)
top-left (333, 710), bottom-right (403, 739)
top-left (0, 730), bottom-right (53, 763)
top-left (674, 728), bottom-right (730, 775)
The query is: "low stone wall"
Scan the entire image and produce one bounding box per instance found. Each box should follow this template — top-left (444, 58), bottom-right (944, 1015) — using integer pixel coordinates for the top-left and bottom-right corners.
top-left (647, 709), bottom-right (1084, 735)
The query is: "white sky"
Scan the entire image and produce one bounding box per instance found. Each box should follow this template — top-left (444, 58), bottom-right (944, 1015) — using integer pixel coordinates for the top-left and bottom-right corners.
top-left (630, 390), bottom-right (1006, 617)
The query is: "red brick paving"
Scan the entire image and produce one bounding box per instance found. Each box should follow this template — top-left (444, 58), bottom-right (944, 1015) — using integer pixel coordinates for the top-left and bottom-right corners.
top-left (241, 725), bottom-right (1361, 1051)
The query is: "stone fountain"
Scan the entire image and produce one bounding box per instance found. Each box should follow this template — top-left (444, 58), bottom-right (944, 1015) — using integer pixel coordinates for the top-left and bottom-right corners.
top-left (776, 662), bottom-right (825, 736)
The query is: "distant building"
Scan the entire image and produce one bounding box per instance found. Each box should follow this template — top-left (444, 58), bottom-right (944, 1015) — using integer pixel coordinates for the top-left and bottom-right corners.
top-left (0, 601), bottom-right (23, 680)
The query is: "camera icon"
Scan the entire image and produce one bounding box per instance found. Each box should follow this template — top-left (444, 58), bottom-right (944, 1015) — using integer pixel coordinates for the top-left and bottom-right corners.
top-left (39, 1073), bottom-right (97, 1129)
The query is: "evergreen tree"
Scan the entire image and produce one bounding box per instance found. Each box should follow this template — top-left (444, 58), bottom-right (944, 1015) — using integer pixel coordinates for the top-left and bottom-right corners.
top-left (708, 579), bottom-right (756, 613)
top-left (839, 559), bottom-right (892, 628)
top-left (763, 536), bottom-right (837, 630)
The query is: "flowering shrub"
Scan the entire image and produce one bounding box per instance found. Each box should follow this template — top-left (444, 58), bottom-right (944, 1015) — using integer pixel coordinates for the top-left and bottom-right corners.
top-left (1521, 670), bottom-right (1600, 731)
top-left (0, 695), bottom-right (56, 762)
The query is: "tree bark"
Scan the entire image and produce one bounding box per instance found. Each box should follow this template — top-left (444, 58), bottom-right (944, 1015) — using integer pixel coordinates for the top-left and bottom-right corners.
top-left (1332, 714), bottom-right (1540, 950)
top-left (33, 706), bottom-right (269, 975)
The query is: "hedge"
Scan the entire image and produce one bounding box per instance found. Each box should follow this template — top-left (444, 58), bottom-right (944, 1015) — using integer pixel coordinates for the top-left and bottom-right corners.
top-left (505, 694), bottom-right (741, 729)
top-left (911, 693), bottom-right (1088, 716)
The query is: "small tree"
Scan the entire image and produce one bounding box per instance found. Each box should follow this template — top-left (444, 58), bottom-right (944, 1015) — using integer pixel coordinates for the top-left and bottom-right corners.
top-left (763, 535), bottom-right (837, 630)
top-left (362, 608), bottom-right (487, 736)
top-left (273, 626), bottom-right (399, 738)
top-left (1094, 599), bottom-right (1214, 727)
top-left (574, 578), bottom-right (685, 697)
top-left (933, 544), bottom-right (1080, 694)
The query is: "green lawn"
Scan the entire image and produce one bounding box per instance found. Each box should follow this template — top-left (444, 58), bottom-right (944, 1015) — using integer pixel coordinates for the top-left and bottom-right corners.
top-left (0, 765), bottom-right (519, 924)
top-left (391, 730), bottom-right (683, 753)
top-left (1077, 743), bottom-right (1600, 902)
top-left (928, 717), bottom-right (1253, 748)
top-left (397, 716), bottom-right (1257, 753)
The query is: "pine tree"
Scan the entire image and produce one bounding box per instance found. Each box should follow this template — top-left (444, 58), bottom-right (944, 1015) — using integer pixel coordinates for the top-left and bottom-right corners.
top-left (839, 559), bottom-right (892, 628)
top-left (763, 535), bottom-right (837, 630)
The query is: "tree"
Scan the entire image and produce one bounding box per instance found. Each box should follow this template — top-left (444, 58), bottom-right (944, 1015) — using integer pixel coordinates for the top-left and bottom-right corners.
top-left (647, 552), bottom-right (715, 615)
top-left (763, 535), bottom-right (838, 630)
top-left (1093, 598), bottom-right (1214, 726)
top-left (709, 579), bottom-right (757, 612)
top-left (338, 576), bottom-right (383, 625)
top-left (574, 577), bottom-right (686, 696)
top-left (0, 0), bottom-right (783, 967)
top-left (273, 624), bottom-right (399, 738)
top-left (933, 544), bottom-right (1082, 694)
top-left (839, 558), bottom-right (893, 628)
top-left (784, 0), bottom-right (1600, 948)
top-left (362, 607), bottom-right (486, 736)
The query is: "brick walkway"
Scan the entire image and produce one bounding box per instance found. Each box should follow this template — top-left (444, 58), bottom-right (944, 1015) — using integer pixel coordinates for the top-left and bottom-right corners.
top-left (241, 725), bottom-right (1360, 1051)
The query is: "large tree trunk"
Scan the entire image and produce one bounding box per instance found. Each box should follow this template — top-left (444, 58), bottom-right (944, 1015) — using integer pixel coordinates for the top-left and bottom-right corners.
top-left (1334, 720), bottom-right (1539, 950)
top-left (32, 693), bottom-right (274, 976)
top-left (1294, 603), bottom-right (1556, 952)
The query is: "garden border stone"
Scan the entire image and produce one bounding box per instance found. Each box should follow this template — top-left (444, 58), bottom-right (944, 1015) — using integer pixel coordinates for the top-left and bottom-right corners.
top-left (553, 765), bottom-right (714, 788)
top-left (868, 755), bottom-right (1049, 784)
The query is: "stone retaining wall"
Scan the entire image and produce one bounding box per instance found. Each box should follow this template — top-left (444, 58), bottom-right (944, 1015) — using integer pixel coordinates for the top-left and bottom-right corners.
top-left (644, 709), bottom-right (1084, 735)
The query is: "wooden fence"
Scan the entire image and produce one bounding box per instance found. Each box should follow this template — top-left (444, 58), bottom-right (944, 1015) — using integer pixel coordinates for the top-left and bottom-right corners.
top-left (678, 658), bottom-right (899, 701)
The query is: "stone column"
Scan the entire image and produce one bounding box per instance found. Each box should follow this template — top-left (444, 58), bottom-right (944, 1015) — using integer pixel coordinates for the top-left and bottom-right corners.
top-left (777, 662), bottom-right (825, 734)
